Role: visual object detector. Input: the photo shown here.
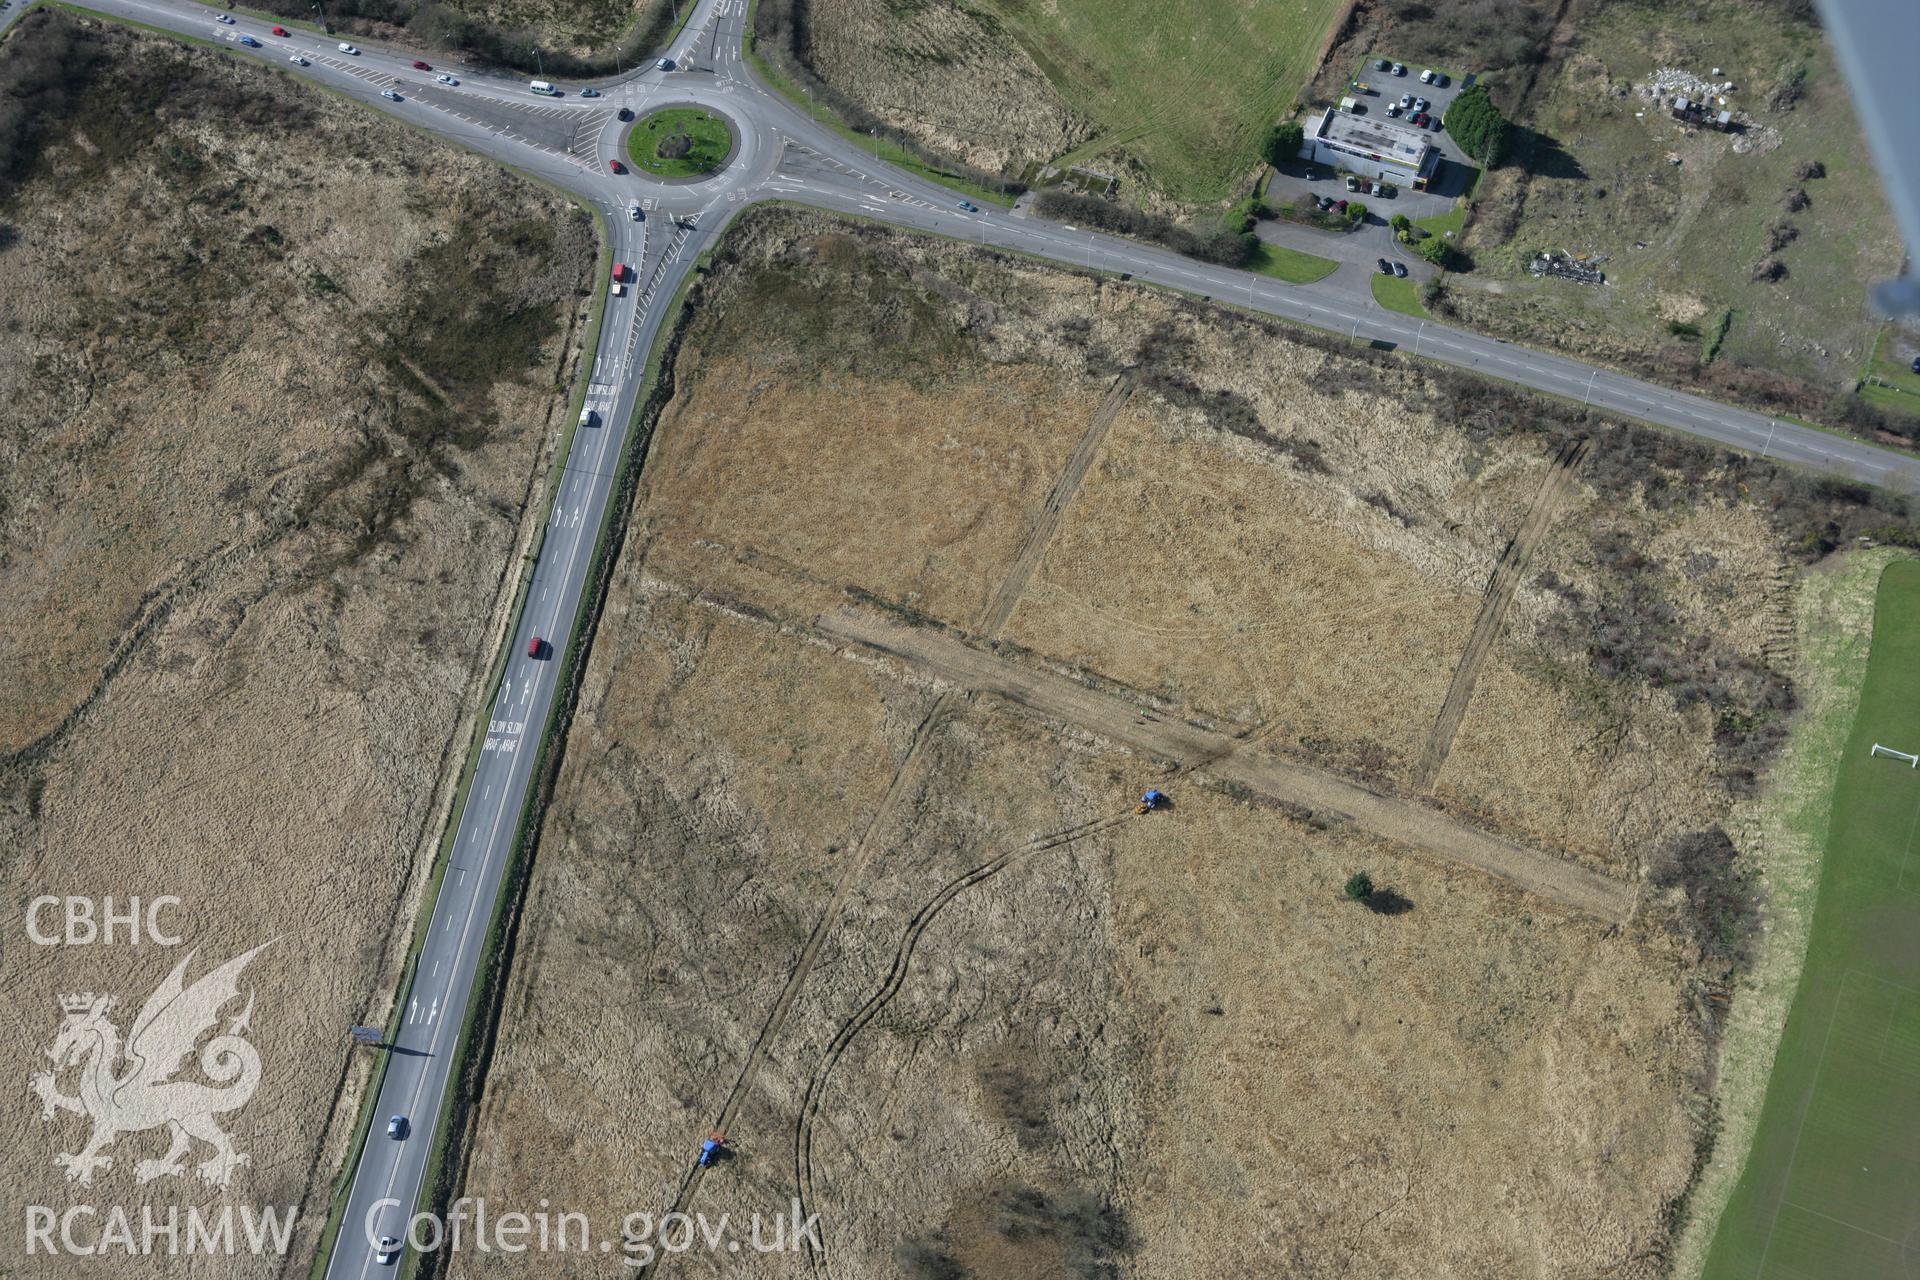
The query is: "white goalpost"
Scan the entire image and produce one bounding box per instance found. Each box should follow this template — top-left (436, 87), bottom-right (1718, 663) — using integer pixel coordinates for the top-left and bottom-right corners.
top-left (1870, 743), bottom-right (1919, 767)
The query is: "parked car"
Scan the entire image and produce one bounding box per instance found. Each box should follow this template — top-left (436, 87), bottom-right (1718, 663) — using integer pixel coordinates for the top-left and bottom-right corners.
top-left (1316, 195), bottom-right (1333, 210)
top-left (580, 87), bottom-right (600, 97)
top-left (270, 25), bottom-right (288, 35)
top-left (655, 57), bottom-right (674, 70)
top-left (1392, 62), bottom-right (1406, 75)
top-left (436, 72), bottom-right (458, 84)
top-left (288, 54), bottom-right (308, 65)
top-left (376, 1236), bottom-right (400, 1265)
top-left (1378, 258), bottom-right (1393, 274)
top-left (238, 34), bottom-right (260, 46)
top-left (1412, 112), bottom-right (1429, 127)
top-left (1344, 175), bottom-right (1358, 191)
top-left (1414, 96), bottom-right (1429, 112)
top-left (381, 88), bottom-right (402, 101)
top-left (1375, 58), bottom-right (1391, 72)
top-left (1376, 182), bottom-right (1395, 197)
top-left (411, 59), bottom-right (430, 69)
top-left (338, 42), bottom-right (359, 53)
top-left (1420, 68), bottom-right (1435, 83)
top-left (215, 12), bottom-right (234, 22)
top-left (1399, 93), bottom-right (1412, 109)
top-left (1334, 199), bottom-right (1348, 212)
top-left (1393, 261), bottom-right (1408, 277)
top-left (1433, 72), bottom-right (1450, 86)
top-left (387, 1116), bottom-right (407, 1138)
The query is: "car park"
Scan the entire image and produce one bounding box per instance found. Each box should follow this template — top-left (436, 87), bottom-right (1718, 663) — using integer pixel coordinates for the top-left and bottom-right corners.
top-left (376, 1236), bottom-right (400, 1265)
top-left (381, 88), bottom-right (401, 101)
top-left (411, 59), bottom-right (430, 70)
top-left (238, 34), bottom-right (259, 46)
top-left (270, 25), bottom-right (288, 35)
top-left (436, 72), bottom-right (457, 84)
top-left (1393, 261), bottom-right (1407, 277)
top-left (338, 42), bottom-right (359, 53)
top-left (655, 57), bottom-right (674, 71)
top-left (288, 53), bottom-right (308, 65)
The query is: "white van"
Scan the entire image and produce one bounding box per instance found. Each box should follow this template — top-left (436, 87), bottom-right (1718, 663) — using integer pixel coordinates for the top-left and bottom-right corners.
top-left (529, 79), bottom-right (558, 96)
top-left (579, 408), bottom-right (597, 429)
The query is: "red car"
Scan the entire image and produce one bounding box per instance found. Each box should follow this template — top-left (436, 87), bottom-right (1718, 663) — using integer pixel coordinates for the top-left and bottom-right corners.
top-left (411, 59), bottom-right (431, 70)
top-left (611, 262), bottom-right (629, 282)
top-left (270, 25), bottom-right (288, 35)
top-left (609, 159), bottom-right (625, 174)
top-left (527, 636), bottom-right (545, 659)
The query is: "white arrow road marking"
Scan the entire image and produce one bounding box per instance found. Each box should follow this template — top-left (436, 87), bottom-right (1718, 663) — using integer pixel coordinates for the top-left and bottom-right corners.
top-left (407, 998), bottom-right (419, 1025)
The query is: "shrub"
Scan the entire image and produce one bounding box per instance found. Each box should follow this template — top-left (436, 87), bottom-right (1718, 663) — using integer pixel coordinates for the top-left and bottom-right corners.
top-left (1417, 235), bottom-right (1457, 268)
top-left (1033, 190), bottom-right (1255, 267)
top-left (1390, 212), bottom-right (1411, 234)
top-left (1345, 200), bottom-right (1368, 224)
top-left (1666, 320), bottom-right (1702, 339)
top-left (1444, 83), bottom-right (1510, 167)
top-left (1261, 120), bottom-right (1305, 169)
top-left (1343, 872), bottom-right (1375, 901)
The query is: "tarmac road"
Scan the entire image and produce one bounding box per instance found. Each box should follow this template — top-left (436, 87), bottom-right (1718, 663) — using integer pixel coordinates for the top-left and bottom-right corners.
top-left (2, 0), bottom-right (1916, 1272)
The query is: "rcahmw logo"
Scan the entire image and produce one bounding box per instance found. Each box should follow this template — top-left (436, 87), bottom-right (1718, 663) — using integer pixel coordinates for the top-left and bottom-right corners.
top-left (31, 944), bottom-right (270, 1187)
top-left (24, 932), bottom-right (299, 1257)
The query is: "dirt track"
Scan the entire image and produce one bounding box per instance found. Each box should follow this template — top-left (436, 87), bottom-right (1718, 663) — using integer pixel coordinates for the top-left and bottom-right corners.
top-left (1412, 436), bottom-right (1589, 791)
top-left (818, 609), bottom-right (1636, 922)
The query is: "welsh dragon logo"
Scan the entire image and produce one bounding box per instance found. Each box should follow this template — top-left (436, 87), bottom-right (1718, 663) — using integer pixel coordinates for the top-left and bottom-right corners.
top-left (30, 943), bottom-right (271, 1188)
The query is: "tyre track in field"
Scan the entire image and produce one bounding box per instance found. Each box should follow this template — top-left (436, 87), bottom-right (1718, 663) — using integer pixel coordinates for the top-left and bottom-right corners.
top-left (791, 710), bottom-right (1279, 1279)
top-left (820, 609), bottom-right (1635, 923)
top-left (1411, 435), bottom-right (1588, 793)
top-left (645, 374), bottom-right (1132, 1273)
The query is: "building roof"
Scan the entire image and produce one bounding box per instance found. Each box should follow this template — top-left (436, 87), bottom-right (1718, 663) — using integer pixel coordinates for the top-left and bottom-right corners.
top-left (1315, 108), bottom-right (1432, 172)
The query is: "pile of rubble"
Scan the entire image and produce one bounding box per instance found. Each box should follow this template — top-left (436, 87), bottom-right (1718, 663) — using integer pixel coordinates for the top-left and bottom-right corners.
top-left (1528, 250), bottom-right (1605, 285)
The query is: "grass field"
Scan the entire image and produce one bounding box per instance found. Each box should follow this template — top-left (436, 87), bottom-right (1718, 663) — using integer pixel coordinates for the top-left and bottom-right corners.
top-left (1371, 272), bottom-right (1426, 316)
top-left (1248, 240), bottom-right (1340, 284)
top-left (1701, 558), bottom-right (1920, 1280)
top-left (625, 106), bottom-right (731, 177)
top-left (780, 0), bottom-right (1347, 202)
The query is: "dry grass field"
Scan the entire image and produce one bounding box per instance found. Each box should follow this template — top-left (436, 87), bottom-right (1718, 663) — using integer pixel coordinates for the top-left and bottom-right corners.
top-left (444, 207), bottom-right (1876, 1276)
top-left (755, 0), bottom-right (1348, 203)
top-left (0, 14), bottom-right (594, 1274)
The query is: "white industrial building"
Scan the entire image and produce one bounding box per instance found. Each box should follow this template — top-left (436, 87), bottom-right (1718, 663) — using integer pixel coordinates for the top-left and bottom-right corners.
top-left (1306, 107), bottom-right (1439, 186)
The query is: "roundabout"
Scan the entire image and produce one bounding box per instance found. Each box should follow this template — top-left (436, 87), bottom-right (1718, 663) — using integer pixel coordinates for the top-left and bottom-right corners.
top-left (624, 105), bottom-right (737, 180)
